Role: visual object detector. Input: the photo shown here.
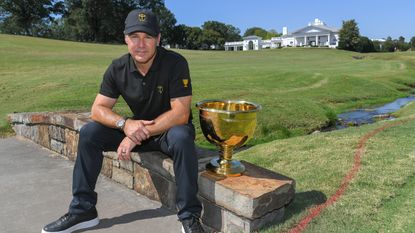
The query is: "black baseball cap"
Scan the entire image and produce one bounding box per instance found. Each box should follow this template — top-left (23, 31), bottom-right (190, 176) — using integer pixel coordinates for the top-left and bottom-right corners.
top-left (124, 9), bottom-right (160, 36)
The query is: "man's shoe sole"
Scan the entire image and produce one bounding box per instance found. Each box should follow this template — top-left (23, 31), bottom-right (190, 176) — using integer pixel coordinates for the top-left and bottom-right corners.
top-left (41, 217), bottom-right (99, 233)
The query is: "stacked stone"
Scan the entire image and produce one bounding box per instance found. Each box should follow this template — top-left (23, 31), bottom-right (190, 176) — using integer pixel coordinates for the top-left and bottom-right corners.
top-left (198, 162), bottom-right (295, 232)
top-left (8, 112), bottom-right (295, 233)
top-left (8, 111), bottom-right (90, 161)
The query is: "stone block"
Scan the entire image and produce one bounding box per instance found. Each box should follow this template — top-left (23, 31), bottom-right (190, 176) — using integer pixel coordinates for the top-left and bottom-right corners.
top-left (30, 125), bottom-right (39, 142)
top-left (29, 113), bottom-right (51, 124)
top-left (48, 125), bottom-right (65, 142)
top-left (133, 163), bottom-right (176, 210)
top-left (200, 196), bottom-right (285, 233)
top-left (133, 151), bottom-right (176, 181)
top-left (49, 114), bottom-right (66, 127)
top-left (64, 129), bottom-right (78, 161)
top-left (37, 125), bottom-right (50, 149)
top-left (103, 151), bottom-right (118, 160)
top-left (11, 125), bottom-right (27, 138)
top-left (113, 159), bottom-right (134, 172)
top-left (112, 166), bottom-right (133, 189)
top-left (8, 112), bottom-right (49, 125)
top-left (14, 125), bottom-right (39, 142)
top-left (101, 157), bottom-right (112, 178)
top-left (73, 113), bottom-right (91, 131)
top-left (50, 139), bottom-right (64, 154)
top-left (130, 149), bottom-right (216, 181)
top-left (198, 161), bottom-right (295, 219)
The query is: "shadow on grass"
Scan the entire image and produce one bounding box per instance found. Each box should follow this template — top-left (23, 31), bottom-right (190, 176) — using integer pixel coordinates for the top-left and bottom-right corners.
top-left (73, 207), bottom-right (175, 232)
top-left (262, 190), bottom-right (327, 231)
top-left (283, 190), bottom-right (327, 221)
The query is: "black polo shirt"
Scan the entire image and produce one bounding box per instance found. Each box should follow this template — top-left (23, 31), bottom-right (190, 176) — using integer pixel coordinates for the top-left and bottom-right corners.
top-left (99, 47), bottom-right (192, 122)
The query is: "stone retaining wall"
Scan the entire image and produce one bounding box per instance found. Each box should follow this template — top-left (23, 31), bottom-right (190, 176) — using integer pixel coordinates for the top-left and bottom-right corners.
top-left (8, 111), bottom-right (295, 233)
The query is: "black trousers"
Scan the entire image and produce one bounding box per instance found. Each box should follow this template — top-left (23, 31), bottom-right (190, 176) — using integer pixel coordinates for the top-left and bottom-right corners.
top-left (69, 121), bottom-right (202, 220)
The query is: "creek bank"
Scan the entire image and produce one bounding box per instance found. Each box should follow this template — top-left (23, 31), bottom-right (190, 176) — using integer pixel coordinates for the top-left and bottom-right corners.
top-left (320, 96), bottom-right (415, 132)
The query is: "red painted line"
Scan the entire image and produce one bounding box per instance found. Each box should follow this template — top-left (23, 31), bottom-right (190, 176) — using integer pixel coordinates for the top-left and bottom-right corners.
top-left (288, 119), bottom-right (411, 233)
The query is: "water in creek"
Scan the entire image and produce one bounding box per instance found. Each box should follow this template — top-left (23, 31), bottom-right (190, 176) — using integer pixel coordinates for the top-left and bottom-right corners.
top-left (335, 96), bottom-right (415, 128)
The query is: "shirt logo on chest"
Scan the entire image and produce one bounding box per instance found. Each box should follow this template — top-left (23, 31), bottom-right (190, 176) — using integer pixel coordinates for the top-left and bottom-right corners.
top-left (157, 85), bottom-right (164, 94)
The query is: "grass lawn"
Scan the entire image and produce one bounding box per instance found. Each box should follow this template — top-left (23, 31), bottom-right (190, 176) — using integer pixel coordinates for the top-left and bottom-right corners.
top-left (236, 103), bottom-right (415, 232)
top-left (1, 34), bottom-right (415, 144)
top-left (1, 34), bottom-right (415, 232)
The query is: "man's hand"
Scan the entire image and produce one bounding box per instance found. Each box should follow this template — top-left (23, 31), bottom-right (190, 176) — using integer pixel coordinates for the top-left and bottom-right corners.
top-left (123, 119), bottom-right (155, 145)
top-left (117, 137), bottom-right (137, 160)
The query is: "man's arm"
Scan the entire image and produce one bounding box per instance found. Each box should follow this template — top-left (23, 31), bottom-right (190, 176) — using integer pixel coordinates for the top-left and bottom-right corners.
top-left (124, 95), bottom-right (192, 137)
top-left (118, 95), bottom-right (191, 160)
top-left (148, 95), bottom-right (192, 136)
top-left (91, 94), bottom-right (153, 144)
top-left (90, 94), bottom-right (121, 127)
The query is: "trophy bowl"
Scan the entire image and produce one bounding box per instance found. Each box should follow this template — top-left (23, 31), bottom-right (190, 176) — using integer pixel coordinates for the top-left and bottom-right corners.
top-left (196, 100), bottom-right (261, 176)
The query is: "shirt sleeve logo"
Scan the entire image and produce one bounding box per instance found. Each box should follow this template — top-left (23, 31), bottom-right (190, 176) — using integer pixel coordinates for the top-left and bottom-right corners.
top-left (182, 79), bottom-right (189, 88)
top-left (157, 85), bottom-right (164, 94)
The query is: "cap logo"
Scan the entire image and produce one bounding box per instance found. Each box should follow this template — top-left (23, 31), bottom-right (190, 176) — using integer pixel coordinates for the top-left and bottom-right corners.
top-left (138, 13), bottom-right (146, 22)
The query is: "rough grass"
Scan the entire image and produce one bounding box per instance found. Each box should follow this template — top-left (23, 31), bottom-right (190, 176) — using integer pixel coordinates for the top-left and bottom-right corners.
top-left (236, 111), bottom-right (415, 232)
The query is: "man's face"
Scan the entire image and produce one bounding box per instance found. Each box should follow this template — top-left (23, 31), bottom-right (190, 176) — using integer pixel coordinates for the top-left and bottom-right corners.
top-left (125, 32), bottom-right (160, 65)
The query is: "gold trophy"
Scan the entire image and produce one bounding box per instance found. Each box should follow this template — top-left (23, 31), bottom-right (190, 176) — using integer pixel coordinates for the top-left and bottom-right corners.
top-left (196, 100), bottom-right (261, 176)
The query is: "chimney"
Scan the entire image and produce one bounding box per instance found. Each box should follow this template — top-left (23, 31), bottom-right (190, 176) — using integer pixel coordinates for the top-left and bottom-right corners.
top-left (283, 27), bottom-right (288, 36)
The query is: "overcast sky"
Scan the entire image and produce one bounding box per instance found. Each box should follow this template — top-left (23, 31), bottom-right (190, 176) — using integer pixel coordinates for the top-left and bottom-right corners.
top-left (165, 0), bottom-right (414, 41)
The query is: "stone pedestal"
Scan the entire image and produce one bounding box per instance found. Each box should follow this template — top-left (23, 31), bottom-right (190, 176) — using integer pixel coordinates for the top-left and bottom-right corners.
top-left (199, 161), bottom-right (295, 233)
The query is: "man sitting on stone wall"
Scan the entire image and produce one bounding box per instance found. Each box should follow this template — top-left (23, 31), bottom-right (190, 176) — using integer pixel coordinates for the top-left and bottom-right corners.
top-left (42, 9), bottom-right (204, 233)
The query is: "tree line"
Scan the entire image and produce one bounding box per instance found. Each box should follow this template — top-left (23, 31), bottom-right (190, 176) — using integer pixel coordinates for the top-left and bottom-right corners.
top-left (5, 1), bottom-right (411, 53)
top-left (338, 19), bottom-right (415, 53)
top-left (0, 0), bottom-right (279, 50)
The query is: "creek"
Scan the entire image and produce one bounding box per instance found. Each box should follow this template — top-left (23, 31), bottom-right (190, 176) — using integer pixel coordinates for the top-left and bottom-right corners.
top-left (334, 95), bottom-right (415, 129)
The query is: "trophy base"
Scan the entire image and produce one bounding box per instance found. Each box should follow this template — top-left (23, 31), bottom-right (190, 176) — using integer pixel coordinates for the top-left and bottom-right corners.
top-left (206, 158), bottom-right (245, 177)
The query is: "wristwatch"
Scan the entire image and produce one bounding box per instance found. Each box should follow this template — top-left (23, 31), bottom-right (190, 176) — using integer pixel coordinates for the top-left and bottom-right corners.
top-left (115, 117), bottom-right (126, 131)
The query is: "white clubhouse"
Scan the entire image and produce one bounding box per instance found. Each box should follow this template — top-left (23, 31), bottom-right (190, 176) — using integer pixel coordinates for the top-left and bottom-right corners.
top-left (225, 18), bottom-right (339, 51)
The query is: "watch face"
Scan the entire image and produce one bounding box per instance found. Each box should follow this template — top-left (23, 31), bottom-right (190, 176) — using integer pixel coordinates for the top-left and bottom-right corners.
top-left (116, 119), bottom-right (125, 129)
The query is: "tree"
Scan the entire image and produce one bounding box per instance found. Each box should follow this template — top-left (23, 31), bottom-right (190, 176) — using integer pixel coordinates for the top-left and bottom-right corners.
top-left (383, 36), bottom-right (395, 52)
top-left (410, 36), bottom-right (415, 50)
top-left (396, 36), bottom-right (410, 51)
top-left (183, 26), bottom-right (202, 49)
top-left (201, 29), bottom-right (222, 50)
top-left (170, 24), bottom-right (187, 48)
top-left (338, 19), bottom-right (360, 51)
top-left (61, 0), bottom-right (115, 42)
top-left (355, 36), bottom-right (375, 53)
top-left (225, 24), bottom-right (241, 42)
top-left (0, 0), bottom-right (64, 36)
top-left (61, 0), bottom-right (141, 43)
top-left (59, 0), bottom-right (176, 43)
top-left (372, 40), bottom-right (384, 52)
top-left (244, 27), bottom-right (279, 39)
top-left (244, 27), bottom-right (267, 38)
top-left (138, 0), bottom-right (176, 46)
top-left (201, 21), bottom-right (241, 49)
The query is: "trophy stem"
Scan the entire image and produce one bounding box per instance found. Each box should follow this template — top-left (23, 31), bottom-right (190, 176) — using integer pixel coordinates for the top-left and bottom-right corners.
top-left (221, 145), bottom-right (233, 161)
top-left (205, 145), bottom-right (245, 176)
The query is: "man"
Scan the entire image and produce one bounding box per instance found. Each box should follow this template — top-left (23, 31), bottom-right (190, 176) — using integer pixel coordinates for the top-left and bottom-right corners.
top-left (42, 9), bottom-right (204, 233)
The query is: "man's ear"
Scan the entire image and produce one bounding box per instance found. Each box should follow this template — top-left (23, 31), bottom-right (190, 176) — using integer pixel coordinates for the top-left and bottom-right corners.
top-left (157, 34), bottom-right (161, 46)
top-left (124, 35), bottom-right (128, 45)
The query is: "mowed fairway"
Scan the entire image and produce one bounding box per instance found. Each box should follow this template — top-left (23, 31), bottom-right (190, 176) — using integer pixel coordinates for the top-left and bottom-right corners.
top-left (1, 35), bottom-right (415, 232)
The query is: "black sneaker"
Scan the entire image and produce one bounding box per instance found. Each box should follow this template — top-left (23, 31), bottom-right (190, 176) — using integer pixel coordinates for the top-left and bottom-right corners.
top-left (181, 217), bottom-right (205, 233)
top-left (42, 208), bottom-right (99, 233)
